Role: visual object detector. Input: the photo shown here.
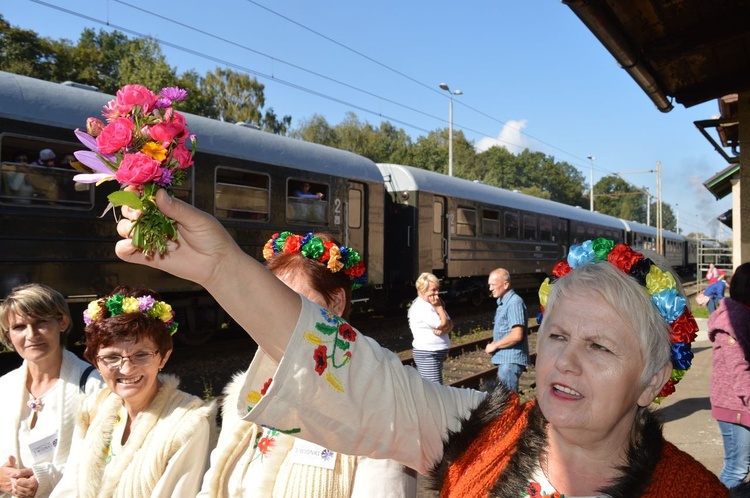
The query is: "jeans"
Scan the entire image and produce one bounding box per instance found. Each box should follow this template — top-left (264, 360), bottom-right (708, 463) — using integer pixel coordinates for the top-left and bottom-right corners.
top-left (718, 420), bottom-right (750, 488)
top-left (496, 363), bottom-right (525, 392)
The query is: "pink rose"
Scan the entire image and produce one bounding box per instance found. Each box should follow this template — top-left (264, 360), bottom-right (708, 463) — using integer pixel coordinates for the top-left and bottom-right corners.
top-left (96, 117), bottom-right (135, 154)
top-left (170, 143), bottom-right (194, 170)
top-left (116, 84), bottom-right (158, 115)
top-left (115, 153), bottom-right (162, 186)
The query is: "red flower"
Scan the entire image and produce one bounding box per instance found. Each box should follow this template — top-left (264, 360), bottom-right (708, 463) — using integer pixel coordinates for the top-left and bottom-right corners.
top-left (260, 377), bottom-right (273, 396)
top-left (658, 379), bottom-right (676, 398)
top-left (313, 345), bottom-right (328, 375)
top-left (551, 261), bottom-right (572, 278)
top-left (283, 234), bottom-right (303, 254)
top-left (116, 84), bottom-right (158, 115)
top-left (526, 482), bottom-right (542, 497)
top-left (670, 311), bottom-right (699, 344)
top-left (345, 261), bottom-right (366, 278)
top-left (257, 435), bottom-right (275, 455)
top-left (607, 244), bottom-right (643, 274)
top-left (338, 323), bottom-right (357, 342)
top-left (149, 109), bottom-right (186, 143)
top-left (170, 143), bottom-right (194, 170)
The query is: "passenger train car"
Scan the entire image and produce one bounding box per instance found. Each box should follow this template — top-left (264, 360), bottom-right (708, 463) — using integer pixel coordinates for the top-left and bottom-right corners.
top-left (0, 71), bottom-right (696, 344)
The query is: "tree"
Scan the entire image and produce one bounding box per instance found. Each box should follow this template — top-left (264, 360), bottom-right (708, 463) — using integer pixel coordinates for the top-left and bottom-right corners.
top-left (0, 15), bottom-right (56, 79)
top-left (470, 145), bottom-right (517, 188)
top-left (117, 37), bottom-right (176, 91)
top-left (291, 114), bottom-right (337, 146)
top-left (594, 175), bottom-right (647, 221)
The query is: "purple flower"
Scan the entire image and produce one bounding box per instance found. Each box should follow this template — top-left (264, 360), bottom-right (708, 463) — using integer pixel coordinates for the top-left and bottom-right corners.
top-left (160, 87), bottom-right (188, 102)
top-left (83, 310), bottom-right (93, 325)
top-left (320, 449), bottom-right (334, 461)
top-left (155, 167), bottom-right (174, 187)
top-left (154, 97), bottom-right (172, 109)
top-left (137, 295), bottom-right (156, 312)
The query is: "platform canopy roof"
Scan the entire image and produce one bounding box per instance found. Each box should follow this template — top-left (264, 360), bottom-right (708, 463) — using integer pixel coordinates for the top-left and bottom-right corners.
top-left (563, 0), bottom-right (750, 113)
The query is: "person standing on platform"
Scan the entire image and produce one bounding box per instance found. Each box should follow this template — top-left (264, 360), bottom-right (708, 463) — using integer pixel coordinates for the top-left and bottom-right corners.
top-left (485, 268), bottom-right (529, 392)
top-left (704, 278), bottom-right (727, 315)
top-left (407, 273), bottom-right (453, 384)
top-left (709, 262), bottom-right (750, 489)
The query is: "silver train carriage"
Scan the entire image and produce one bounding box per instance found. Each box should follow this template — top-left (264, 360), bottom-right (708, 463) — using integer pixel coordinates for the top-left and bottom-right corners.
top-left (0, 70), bottom-right (385, 344)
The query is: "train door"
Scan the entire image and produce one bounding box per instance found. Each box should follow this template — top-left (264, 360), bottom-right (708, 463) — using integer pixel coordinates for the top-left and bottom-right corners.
top-left (432, 196), bottom-right (447, 275)
top-left (345, 182), bottom-right (365, 255)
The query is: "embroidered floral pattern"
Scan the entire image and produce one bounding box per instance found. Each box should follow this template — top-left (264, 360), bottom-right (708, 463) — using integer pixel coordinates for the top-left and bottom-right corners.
top-left (524, 482), bottom-right (565, 497)
top-left (302, 307), bottom-right (356, 392)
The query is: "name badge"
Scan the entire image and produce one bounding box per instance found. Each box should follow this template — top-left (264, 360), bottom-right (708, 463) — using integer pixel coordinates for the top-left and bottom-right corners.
top-left (29, 432), bottom-right (58, 462)
top-left (289, 439), bottom-right (337, 469)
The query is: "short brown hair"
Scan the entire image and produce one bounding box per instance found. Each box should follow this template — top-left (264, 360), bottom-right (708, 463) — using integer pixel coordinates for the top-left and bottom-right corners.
top-left (0, 283), bottom-right (71, 350)
top-left (83, 286), bottom-right (174, 364)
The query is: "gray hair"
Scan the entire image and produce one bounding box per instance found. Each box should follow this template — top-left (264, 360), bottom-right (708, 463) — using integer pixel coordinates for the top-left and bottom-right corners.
top-left (415, 272), bottom-right (440, 294)
top-left (0, 283), bottom-right (71, 350)
top-left (539, 262), bottom-right (672, 388)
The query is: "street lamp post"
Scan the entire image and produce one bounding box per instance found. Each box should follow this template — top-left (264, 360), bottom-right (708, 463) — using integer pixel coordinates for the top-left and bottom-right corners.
top-left (439, 82), bottom-right (462, 177)
top-left (587, 155), bottom-right (595, 211)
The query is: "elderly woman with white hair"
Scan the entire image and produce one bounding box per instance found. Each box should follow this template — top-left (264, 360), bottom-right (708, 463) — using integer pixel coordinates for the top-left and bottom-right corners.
top-left (116, 190), bottom-right (740, 496)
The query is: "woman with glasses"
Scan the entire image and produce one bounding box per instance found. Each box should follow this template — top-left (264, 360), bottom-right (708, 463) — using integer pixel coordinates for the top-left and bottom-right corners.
top-left (0, 284), bottom-right (103, 498)
top-left (50, 286), bottom-right (216, 498)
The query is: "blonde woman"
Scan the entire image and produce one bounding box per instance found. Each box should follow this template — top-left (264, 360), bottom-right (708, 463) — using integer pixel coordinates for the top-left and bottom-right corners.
top-left (407, 273), bottom-right (453, 384)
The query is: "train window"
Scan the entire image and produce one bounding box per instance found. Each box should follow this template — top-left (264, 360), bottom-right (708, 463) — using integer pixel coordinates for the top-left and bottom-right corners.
top-left (482, 209), bottom-right (501, 237)
top-left (214, 167), bottom-right (269, 221)
top-left (539, 218), bottom-right (552, 241)
top-left (587, 226), bottom-right (596, 237)
top-left (287, 180), bottom-right (329, 225)
top-left (523, 215), bottom-right (537, 240)
top-left (348, 188), bottom-right (362, 229)
top-left (574, 224), bottom-right (585, 243)
top-left (456, 207), bottom-right (476, 237)
top-left (1, 135), bottom-right (94, 209)
top-left (433, 201), bottom-right (444, 234)
top-left (504, 212), bottom-right (519, 239)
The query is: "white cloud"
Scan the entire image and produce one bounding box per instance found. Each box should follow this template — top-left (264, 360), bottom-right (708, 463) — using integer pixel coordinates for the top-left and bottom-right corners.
top-left (476, 119), bottom-right (534, 154)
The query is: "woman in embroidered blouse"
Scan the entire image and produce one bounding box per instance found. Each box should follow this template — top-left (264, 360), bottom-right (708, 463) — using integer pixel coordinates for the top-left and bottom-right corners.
top-left (198, 232), bottom-right (416, 497)
top-left (408, 272), bottom-right (453, 384)
top-left (115, 191), bottom-right (736, 497)
top-left (49, 286), bottom-right (215, 498)
top-left (0, 283), bottom-right (103, 498)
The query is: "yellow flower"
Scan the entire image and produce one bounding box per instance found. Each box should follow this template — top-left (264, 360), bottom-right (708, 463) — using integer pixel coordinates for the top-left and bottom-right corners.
top-left (538, 278), bottom-right (552, 308)
top-left (122, 297), bottom-right (140, 314)
top-left (141, 141), bottom-right (168, 162)
top-left (86, 300), bottom-right (102, 321)
top-left (327, 246), bottom-right (344, 273)
top-left (246, 390), bottom-right (262, 405)
top-left (154, 301), bottom-right (173, 322)
top-left (645, 265), bottom-right (676, 295)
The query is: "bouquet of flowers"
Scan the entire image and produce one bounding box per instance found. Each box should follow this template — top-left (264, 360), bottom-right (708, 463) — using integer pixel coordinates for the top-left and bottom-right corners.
top-left (72, 84), bottom-right (197, 256)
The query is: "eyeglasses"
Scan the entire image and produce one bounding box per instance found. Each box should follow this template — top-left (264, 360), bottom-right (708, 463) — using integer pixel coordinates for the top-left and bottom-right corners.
top-left (96, 351), bottom-right (159, 369)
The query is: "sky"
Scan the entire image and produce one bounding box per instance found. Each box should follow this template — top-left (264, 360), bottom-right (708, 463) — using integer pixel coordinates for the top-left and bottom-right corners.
top-left (2, 0), bottom-right (735, 239)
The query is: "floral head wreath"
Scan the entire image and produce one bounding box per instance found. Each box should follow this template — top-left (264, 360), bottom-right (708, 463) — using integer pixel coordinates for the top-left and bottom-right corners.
top-left (262, 231), bottom-right (368, 290)
top-left (83, 293), bottom-right (178, 335)
top-left (537, 238), bottom-right (698, 403)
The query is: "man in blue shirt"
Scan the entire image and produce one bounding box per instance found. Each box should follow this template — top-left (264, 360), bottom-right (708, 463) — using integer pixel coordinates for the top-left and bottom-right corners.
top-left (485, 268), bottom-right (529, 392)
top-left (704, 278), bottom-right (727, 315)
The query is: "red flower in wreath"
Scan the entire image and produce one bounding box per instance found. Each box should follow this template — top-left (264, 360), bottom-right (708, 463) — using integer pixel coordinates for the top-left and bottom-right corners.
top-left (658, 379), bottom-right (676, 398)
top-left (669, 312), bottom-right (699, 345)
top-left (338, 323), bottom-right (357, 342)
top-left (551, 261), bottom-right (572, 278)
top-left (313, 345), bottom-right (328, 375)
top-left (607, 244), bottom-right (643, 274)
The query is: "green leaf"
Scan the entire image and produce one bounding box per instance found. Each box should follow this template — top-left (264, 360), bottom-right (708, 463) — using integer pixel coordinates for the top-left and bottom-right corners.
top-left (108, 190), bottom-right (143, 209)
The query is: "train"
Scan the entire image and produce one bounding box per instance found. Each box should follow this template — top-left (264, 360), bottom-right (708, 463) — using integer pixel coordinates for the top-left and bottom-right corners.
top-left (0, 70), bottom-right (701, 344)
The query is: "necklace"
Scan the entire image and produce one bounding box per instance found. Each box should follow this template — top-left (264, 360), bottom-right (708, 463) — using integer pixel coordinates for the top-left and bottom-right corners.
top-left (27, 392), bottom-right (44, 412)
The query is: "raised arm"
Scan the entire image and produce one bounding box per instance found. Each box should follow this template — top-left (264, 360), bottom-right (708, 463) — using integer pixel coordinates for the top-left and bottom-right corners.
top-left (115, 189), bottom-right (300, 362)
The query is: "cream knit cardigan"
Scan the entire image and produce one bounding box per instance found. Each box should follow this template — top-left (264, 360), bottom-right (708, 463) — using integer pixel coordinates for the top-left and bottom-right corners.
top-left (0, 349), bottom-right (102, 498)
top-left (53, 374), bottom-right (216, 498)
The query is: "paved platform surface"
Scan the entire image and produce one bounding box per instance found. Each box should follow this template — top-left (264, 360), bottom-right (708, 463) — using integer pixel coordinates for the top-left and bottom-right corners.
top-left (417, 318), bottom-right (723, 496)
